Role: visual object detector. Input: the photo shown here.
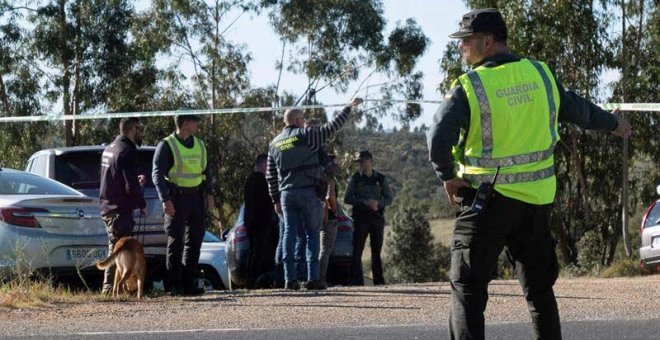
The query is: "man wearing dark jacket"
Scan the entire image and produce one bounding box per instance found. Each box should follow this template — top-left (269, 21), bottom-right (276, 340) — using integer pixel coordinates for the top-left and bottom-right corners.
top-left (267, 97), bottom-right (363, 291)
top-left (99, 117), bottom-right (147, 294)
top-left (428, 9), bottom-right (632, 339)
top-left (244, 154), bottom-right (277, 289)
top-left (344, 150), bottom-right (393, 286)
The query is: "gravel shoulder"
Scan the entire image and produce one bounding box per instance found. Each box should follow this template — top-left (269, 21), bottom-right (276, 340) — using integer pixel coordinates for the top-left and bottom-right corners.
top-left (0, 275), bottom-right (658, 337)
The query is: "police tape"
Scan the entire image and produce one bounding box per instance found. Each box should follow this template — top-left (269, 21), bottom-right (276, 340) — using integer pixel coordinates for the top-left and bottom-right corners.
top-left (0, 101), bottom-right (657, 123)
top-left (598, 103), bottom-right (660, 112)
top-left (0, 103), bottom-right (343, 123)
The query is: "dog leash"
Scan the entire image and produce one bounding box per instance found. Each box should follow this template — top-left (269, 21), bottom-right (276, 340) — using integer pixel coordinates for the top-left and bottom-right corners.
top-left (137, 214), bottom-right (146, 246)
top-left (137, 185), bottom-right (147, 246)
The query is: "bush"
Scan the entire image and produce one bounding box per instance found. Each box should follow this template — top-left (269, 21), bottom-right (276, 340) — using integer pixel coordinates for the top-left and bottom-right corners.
top-left (575, 230), bottom-right (604, 276)
top-left (385, 206), bottom-right (449, 283)
top-left (494, 251), bottom-right (517, 280)
top-left (600, 258), bottom-right (651, 278)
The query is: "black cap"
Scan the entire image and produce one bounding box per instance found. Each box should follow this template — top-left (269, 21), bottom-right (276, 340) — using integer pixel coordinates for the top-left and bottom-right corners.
top-left (449, 8), bottom-right (507, 41)
top-left (176, 114), bottom-right (202, 122)
top-left (174, 114), bottom-right (202, 128)
top-left (354, 150), bottom-right (373, 162)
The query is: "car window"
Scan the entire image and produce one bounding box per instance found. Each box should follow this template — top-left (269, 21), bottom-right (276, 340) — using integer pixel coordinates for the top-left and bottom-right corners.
top-left (645, 202), bottom-right (660, 228)
top-left (0, 171), bottom-right (81, 195)
top-left (34, 155), bottom-right (47, 176)
top-left (55, 149), bottom-right (155, 189)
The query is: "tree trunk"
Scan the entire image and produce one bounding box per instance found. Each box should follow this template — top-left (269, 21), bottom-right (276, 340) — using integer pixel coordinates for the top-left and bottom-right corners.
top-left (620, 0), bottom-right (632, 258)
top-left (572, 132), bottom-right (591, 228)
top-left (554, 208), bottom-right (578, 264)
top-left (0, 73), bottom-right (10, 115)
top-left (59, 0), bottom-right (73, 146)
top-left (606, 210), bottom-right (623, 265)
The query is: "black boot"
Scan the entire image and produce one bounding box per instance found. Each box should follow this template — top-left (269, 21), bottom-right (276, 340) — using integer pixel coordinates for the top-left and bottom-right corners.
top-left (284, 280), bottom-right (300, 291)
top-left (305, 280), bottom-right (327, 291)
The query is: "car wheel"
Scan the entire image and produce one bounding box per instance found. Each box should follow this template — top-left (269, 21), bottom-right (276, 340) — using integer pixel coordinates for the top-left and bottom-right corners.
top-left (198, 267), bottom-right (224, 291)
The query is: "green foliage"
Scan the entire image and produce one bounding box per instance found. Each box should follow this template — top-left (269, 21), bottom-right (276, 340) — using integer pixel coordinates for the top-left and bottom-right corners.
top-left (600, 258), bottom-right (650, 278)
top-left (575, 230), bottom-right (604, 276)
top-left (261, 0), bottom-right (429, 124)
top-left (438, 41), bottom-right (467, 94)
top-left (339, 127), bottom-right (454, 220)
top-left (385, 206), bottom-right (448, 283)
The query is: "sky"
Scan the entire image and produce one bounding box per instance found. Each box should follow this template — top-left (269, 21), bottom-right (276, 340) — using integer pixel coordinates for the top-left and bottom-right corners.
top-left (150, 0), bottom-right (620, 129)
top-left (216, 0), bottom-right (470, 129)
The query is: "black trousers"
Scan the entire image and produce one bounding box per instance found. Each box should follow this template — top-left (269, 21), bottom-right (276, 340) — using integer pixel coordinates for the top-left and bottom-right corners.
top-left (247, 222), bottom-right (274, 289)
top-left (101, 210), bottom-right (135, 291)
top-left (164, 193), bottom-right (205, 290)
top-left (351, 210), bottom-right (385, 285)
top-left (449, 192), bottom-right (561, 340)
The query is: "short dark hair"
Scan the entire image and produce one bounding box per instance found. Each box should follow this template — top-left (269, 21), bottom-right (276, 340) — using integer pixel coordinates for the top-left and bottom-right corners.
top-left (174, 114), bottom-right (202, 129)
top-left (255, 153), bottom-right (268, 166)
top-left (119, 117), bottom-right (141, 135)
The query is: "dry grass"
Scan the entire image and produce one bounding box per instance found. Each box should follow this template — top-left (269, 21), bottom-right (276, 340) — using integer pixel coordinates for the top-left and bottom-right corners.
top-left (0, 277), bottom-right (145, 309)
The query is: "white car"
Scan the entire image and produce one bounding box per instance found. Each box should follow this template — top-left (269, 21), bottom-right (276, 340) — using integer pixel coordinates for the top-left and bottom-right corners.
top-left (198, 231), bottom-right (229, 291)
top-left (0, 168), bottom-right (108, 279)
top-left (640, 185), bottom-right (660, 273)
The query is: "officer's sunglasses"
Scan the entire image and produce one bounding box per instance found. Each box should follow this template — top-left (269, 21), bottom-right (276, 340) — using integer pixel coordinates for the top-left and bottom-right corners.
top-left (133, 125), bottom-right (144, 133)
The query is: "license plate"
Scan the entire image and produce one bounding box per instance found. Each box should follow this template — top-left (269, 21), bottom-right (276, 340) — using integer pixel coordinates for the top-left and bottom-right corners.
top-left (65, 248), bottom-right (107, 262)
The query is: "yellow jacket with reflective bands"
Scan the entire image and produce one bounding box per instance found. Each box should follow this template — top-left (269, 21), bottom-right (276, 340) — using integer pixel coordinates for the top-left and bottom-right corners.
top-left (452, 59), bottom-right (560, 205)
top-left (164, 134), bottom-right (207, 188)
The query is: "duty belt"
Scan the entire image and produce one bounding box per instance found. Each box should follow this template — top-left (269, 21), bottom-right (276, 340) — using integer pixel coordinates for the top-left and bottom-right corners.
top-left (171, 184), bottom-right (203, 195)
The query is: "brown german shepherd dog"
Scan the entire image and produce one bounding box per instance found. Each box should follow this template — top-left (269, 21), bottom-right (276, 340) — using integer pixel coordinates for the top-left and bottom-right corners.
top-left (96, 237), bottom-right (146, 300)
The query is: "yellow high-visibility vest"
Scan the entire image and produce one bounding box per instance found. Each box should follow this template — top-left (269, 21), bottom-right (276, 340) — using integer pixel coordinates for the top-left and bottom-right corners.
top-left (452, 59), bottom-right (560, 204)
top-left (164, 133), bottom-right (207, 188)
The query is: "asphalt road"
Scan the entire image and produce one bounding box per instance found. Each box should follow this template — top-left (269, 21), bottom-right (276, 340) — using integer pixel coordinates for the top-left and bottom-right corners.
top-left (3, 319), bottom-right (657, 340)
top-left (2, 276), bottom-right (658, 339)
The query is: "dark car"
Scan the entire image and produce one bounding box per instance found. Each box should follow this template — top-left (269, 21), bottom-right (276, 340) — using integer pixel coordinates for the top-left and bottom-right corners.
top-left (224, 204), bottom-right (354, 289)
top-left (326, 210), bottom-right (354, 286)
top-left (225, 205), bottom-right (250, 290)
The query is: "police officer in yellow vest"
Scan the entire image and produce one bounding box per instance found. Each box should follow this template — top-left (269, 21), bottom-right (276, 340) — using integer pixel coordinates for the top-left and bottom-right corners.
top-left (152, 114), bottom-right (215, 296)
top-left (427, 9), bottom-right (631, 340)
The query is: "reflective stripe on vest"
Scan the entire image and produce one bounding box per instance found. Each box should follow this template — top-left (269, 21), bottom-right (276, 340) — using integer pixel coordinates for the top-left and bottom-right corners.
top-left (463, 164), bottom-right (555, 185)
top-left (463, 61), bottom-right (558, 168)
top-left (164, 134), bottom-right (207, 187)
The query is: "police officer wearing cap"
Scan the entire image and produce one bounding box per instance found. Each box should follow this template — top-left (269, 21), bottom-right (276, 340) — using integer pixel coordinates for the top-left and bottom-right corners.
top-left (99, 117), bottom-right (147, 295)
top-left (344, 150), bottom-right (393, 286)
top-left (152, 114), bottom-right (214, 296)
top-left (428, 8), bottom-right (631, 339)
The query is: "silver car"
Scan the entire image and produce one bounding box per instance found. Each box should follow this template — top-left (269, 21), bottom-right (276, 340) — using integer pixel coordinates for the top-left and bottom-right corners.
top-left (0, 168), bottom-right (107, 279)
top-left (198, 231), bottom-right (229, 290)
top-left (25, 147), bottom-right (229, 289)
top-left (640, 185), bottom-right (660, 273)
